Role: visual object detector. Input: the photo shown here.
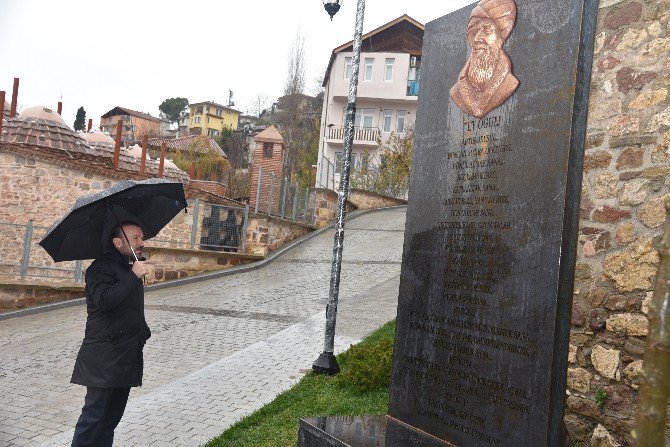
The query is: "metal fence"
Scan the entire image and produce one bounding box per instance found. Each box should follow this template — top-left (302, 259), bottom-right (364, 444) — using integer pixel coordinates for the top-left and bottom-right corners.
top-left (0, 202), bottom-right (249, 282)
top-left (316, 154), bottom-right (410, 200)
top-left (0, 221), bottom-right (84, 282)
top-left (252, 166), bottom-right (317, 225)
top-left (316, 156), bottom-right (336, 190)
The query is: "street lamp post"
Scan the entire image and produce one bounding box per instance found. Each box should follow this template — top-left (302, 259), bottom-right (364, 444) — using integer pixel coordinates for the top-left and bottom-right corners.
top-left (313, 0), bottom-right (366, 375)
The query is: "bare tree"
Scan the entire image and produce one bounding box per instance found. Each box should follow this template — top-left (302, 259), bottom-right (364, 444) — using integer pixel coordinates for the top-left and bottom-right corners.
top-left (277, 29), bottom-right (320, 181)
top-left (284, 30), bottom-right (305, 97)
top-left (252, 94), bottom-right (270, 119)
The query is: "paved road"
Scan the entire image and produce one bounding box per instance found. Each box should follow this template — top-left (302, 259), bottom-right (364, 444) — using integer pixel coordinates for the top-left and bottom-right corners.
top-left (0, 207), bottom-right (406, 447)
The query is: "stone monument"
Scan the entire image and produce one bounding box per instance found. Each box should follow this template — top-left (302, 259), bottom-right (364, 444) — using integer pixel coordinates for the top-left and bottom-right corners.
top-left (299, 0), bottom-right (599, 445)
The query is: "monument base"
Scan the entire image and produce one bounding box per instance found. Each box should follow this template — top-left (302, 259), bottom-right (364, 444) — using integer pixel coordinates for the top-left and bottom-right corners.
top-left (297, 415), bottom-right (572, 447)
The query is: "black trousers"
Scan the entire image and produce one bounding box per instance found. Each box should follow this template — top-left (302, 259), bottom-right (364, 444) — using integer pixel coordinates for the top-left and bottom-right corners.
top-left (71, 387), bottom-right (130, 447)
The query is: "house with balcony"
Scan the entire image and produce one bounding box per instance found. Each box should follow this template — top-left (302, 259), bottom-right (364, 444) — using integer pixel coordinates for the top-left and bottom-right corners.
top-left (100, 106), bottom-right (170, 146)
top-left (316, 14), bottom-right (423, 190)
top-left (188, 101), bottom-right (241, 138)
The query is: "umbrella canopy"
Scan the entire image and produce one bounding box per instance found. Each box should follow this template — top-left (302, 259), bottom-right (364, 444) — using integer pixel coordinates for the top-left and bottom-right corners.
top-left (39, 178), bottom-right (187, 262)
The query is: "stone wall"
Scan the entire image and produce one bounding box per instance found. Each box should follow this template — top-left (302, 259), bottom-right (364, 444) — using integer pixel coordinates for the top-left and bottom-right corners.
top-left (142, 246), bottom-right (262, 284)
top-left (311, 188), bottom-right (358, 228)
top-left (566, 0), bottom-right (670, 444)
top-left (0, 280), bottom-right (84, 311)
top-left (245, 214), bottom-right (315, 256)
top-left (348, 188), bottom-right (408, 210)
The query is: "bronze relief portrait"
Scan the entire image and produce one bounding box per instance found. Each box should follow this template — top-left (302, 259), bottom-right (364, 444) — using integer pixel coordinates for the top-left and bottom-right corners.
top-left (450, 0), bottom-right (519, 119)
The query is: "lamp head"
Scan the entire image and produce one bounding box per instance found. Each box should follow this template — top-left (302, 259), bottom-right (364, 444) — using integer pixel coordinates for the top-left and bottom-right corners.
top-left (323, 0), bottom-right (341, 20)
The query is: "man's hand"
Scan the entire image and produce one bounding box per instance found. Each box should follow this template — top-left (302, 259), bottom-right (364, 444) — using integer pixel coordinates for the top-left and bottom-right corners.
top-left (132, 261), bottom-right (149, 278)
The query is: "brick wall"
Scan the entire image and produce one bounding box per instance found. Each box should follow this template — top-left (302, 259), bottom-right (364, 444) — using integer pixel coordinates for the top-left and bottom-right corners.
top-left (566, 0), bottom-right (670, 444)
top-left (249, 139), bottom-right (284, 214)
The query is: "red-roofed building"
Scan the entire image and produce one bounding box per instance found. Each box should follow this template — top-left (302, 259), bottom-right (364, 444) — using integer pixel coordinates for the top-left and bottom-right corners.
top-left (249, 126), bottom-right (285, 213)
top-left (100, 106), bottom-right (171, 145)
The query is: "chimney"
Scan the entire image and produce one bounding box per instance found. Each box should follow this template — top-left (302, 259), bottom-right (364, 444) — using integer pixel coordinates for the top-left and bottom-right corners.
top-left (113, 119), bottom-right (122, 169)
top-left (57, 101), bottom-right (62, 115)
top-left (140, 135), bottom-right (148, 175)
top-left (158, 142), bottom-right (166, 177)
top-left (10, 78), bottom-right (19, 118)
top-left (87, 118), bottom-right (92, 132)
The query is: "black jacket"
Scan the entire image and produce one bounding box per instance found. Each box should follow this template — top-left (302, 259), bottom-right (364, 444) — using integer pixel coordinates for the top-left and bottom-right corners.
top-left (71, 249), bottom-right (151, 388)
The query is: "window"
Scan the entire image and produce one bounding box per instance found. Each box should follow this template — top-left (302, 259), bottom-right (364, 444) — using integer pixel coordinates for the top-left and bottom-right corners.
top-left (208, 129), bottom-right (219, 137)
top-left (344, 57), bottom-right (352, 79)
top-left (354, 108), bottom-right (375, 128)
top-left (216, 108), bottom-right (222, 116)
top-left (195, 106), bottom-right (203, 114)
top-left (396, 110), bottom-right (406, 134)
top-left (383, 110), bottom-right (393, 133)
top-left (384, 58), bottom-right (394, 81)
top-left (194, 116), bottom-right (202, 124)
top-left (263, 142), bottom-right (273, 158)
top-left (364, 58), bottom-right (374, 81)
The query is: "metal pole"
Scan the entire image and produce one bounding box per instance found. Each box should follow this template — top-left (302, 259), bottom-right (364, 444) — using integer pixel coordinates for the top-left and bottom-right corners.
top-left (325, 159), bottom-right (330, 190)
top-left (74, 260), bottom-right (83, 283)
top-left (304, 187), bottom-right (310, 223)
top-left (254, 166), bottom-right (263, 214)
top-left (280, 178), bottom-right (288, 218)
top-left (241, 204), bottom-right (249, 253)
top-left (313, 0), bottom-right (365, 375)
top-left (20, 220), bottom-right (34, 280)
top-left (268, 172), bottom-right (275, 215)
top-left (292, 185), bottom-right (299, 220)
top-left (190, 198), bottom-right (200, 249)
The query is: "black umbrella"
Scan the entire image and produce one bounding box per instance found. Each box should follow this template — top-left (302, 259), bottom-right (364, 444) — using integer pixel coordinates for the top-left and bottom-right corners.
top-left (39, 178), bottom-right (187, 262)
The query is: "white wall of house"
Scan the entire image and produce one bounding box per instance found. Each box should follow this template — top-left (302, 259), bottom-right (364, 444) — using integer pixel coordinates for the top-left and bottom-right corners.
top-left (316, 51), bottom-right (418, 190)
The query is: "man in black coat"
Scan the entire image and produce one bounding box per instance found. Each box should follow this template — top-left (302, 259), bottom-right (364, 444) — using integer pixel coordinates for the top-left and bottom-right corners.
top-left (70, 222), bottom-right (151, 447)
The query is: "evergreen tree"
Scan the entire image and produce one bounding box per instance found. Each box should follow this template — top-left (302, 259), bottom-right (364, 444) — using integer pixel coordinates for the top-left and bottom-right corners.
top-left (73, 107), bottom-right (86, 131)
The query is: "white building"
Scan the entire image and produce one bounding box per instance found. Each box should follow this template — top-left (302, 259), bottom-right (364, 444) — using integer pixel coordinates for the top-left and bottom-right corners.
top-left (316, 15), bottom-right (424, 189)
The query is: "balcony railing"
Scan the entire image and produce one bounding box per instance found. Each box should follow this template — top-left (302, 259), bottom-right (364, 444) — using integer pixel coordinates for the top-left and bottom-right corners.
top-left (326, 126), bottom-right (379, 143)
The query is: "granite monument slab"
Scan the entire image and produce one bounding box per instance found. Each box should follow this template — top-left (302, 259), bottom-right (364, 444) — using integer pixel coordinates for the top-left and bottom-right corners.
top-left (299, 0), bottom-right (598, 445)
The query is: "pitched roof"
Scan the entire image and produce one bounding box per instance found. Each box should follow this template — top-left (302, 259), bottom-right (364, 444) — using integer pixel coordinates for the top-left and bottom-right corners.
top-left (147, 135), bottom-right (227, 158)
top-left (254, 125), bottom-right (284, 144)
top-left (322, 14), bottom-right (425, 86)
top-left (101, 106), bottom-right (163, 122)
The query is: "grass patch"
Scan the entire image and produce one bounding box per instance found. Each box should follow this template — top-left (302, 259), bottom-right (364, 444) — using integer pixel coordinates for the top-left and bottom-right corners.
top-left (205, 320), bottom-right (396, 447)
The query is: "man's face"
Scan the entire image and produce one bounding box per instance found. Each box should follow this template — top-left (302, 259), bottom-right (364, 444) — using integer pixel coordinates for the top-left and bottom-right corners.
top-left (114, 225), bottom-right (145, 258)
top-left (466, 18), bottom-right (503, 90)
top-left (469, 19), bottom-right (501, 52)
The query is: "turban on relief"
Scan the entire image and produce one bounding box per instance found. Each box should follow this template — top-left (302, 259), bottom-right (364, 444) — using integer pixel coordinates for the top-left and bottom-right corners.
top-left (468, 0), bottom-right (517, 40)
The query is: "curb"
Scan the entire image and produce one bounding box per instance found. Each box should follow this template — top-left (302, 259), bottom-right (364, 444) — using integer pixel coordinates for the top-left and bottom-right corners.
top-left (0, 205), bottom-right (407, 321)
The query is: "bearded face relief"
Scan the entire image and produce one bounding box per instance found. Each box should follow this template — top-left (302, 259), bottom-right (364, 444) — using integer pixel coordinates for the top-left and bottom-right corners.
top-left (450, 0), bottom-right (519, 119)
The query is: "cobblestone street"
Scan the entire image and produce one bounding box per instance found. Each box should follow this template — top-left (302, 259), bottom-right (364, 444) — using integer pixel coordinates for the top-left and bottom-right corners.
top-left (0, 207), bottom-right (406, 446)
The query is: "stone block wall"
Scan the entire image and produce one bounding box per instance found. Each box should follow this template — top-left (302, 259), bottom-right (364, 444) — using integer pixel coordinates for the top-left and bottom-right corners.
top-left (245, 214), bottom-right (315, 256)
top-left (348, 188), bottom-right (408, 210)
top-left (310, 188), bottom-right (358, 228)
top-left (142, 246), bottom-right (261, 284)
top-left (566, 0), bottom-right (670, 444)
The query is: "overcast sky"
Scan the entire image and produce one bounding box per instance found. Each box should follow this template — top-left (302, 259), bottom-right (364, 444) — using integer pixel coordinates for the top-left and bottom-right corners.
top-left (0, 0), bottom-right (473, 128)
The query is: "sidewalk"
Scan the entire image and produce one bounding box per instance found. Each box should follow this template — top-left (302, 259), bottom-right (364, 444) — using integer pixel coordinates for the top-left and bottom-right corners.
top-left (0, 207), bottom-right (406, 447)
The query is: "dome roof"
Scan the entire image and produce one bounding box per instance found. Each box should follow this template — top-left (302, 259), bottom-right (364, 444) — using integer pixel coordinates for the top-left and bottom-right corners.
top-left (126, 144), bottom-right (151, 160)
top-left (0, 105), bottom-right (90, 152)
top-left (18, 106), bottom-right (67, 126)
top-left (82, 130), bottom-right (116, 146)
